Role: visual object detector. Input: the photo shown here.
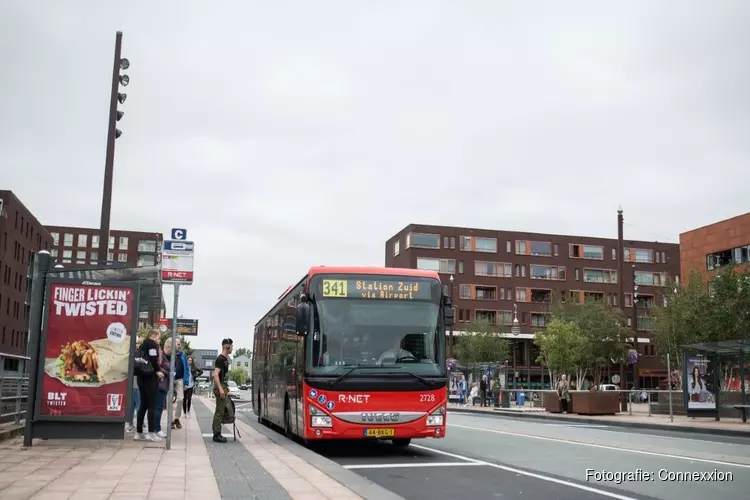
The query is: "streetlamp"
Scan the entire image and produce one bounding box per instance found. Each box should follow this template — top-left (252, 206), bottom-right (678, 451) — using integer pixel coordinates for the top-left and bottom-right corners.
top-left (99, 31), bottom-right (131, 265)
top-left (449, 275), bottom-right (455, 357)
top-left (631, 264), bottom-right (639, 389)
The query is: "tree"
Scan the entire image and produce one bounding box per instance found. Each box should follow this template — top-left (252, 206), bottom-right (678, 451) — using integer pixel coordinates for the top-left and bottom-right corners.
top-left (651, 265), bottom-right (750, 374)
top-left (534, 318), bottom-right (586, 386)
top-left (454, 318), bottom-right (510, 366)
top-left (228, 366), bottom-right (247, 385)
top-left (548, 293), bottom-right (628, 386)
top-left (234, 347), bottom-right (252, 358)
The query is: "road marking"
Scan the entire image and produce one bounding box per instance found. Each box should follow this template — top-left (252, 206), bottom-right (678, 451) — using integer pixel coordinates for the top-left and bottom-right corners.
top-left (448, 423), bottom-right (750, 469)
top-left (344, 462), bottom-right (484, 469)
top-left (542, 424), bottom-right (610, 428)
top-left (412, 444), bottom-right (638, 500)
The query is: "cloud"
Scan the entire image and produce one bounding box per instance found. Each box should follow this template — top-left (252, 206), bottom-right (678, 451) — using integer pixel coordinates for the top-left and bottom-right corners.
top-left (2, 0), bottom-right (748, 351)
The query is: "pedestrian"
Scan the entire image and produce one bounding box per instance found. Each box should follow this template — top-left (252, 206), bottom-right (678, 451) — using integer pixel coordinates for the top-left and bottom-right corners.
top-left (153, 343), bottom-right (170, 438)
top-left (479, 374), bottom-right (488, 407)
top-left (557, 374), bottom-right (569, 413)
top-left (163, 337), bottom-right (190, 429)
top-left (135, 329), bottom-right (161, 442)
top-left (126, 339), bottom-right (142, 433)
top-left (183, 356), bottom-right (203, 418)
top-left (212, 338), bottom-right (233, 443)
top-left (459, 375), bottom-right (467, 405)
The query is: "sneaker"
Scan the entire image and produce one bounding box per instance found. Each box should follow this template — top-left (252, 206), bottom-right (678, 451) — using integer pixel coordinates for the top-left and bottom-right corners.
top-left (134, 432), bottom-right (146, 441)
top-left (173, 419), bottom-right (182, 429)
top-left (213, 433), bottom-right (227, 443)
top-left (147, 433), bottom-right (162, 441)
top-left (157, 430), bottom-right (168, 438)
top-left (125, 423), bottom-right (135, 433)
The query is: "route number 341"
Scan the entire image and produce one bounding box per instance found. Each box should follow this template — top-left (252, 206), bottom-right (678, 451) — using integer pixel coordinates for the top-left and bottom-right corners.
top-left (420, 394), bottom-right (435, 402)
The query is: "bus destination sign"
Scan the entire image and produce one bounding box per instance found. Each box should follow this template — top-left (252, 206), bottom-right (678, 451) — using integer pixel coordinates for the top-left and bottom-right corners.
top-left (321, 279), bottom-right (432, 300)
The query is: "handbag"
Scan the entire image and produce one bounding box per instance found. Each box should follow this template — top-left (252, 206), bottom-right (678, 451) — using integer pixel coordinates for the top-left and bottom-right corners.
top-left (134, 353), bottom-right (154, 377)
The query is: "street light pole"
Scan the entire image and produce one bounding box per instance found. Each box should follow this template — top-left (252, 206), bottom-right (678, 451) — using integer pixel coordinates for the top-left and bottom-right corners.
top-left (617, 206), bottom-right (628, 411)
top-left (449, 274), bottom-right (455, 358)
top-left (632, 264), bottom-right (640, 390)
top-left (99, 31), bottom-right (129, 262)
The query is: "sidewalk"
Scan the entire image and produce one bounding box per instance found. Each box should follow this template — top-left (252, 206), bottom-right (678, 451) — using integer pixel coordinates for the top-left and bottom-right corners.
top-left (449, 402), bottom-right (750, 436)
top-left (0, 397), bottom-right (389, 500)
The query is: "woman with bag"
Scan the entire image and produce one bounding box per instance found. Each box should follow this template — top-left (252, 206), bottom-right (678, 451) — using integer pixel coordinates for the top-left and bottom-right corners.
top-left (557, 375), bottom-right (570, 413)
top-left (135, 329), bottom-right (162, 441)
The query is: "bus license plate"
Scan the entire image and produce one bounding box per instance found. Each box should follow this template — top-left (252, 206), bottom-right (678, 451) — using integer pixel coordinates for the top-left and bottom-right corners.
top-left (365, 428), bottom-right (395, 438)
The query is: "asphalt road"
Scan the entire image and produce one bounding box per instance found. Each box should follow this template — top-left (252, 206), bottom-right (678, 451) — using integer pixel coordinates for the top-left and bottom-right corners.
top-left (310, 411), bottom-right (750, 500)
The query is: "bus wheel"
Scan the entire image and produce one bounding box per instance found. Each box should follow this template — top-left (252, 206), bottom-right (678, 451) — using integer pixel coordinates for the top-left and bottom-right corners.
top-left (284, 399), bottom-right (292, 438)
top-left (392, 438), bottom-right (411, 447)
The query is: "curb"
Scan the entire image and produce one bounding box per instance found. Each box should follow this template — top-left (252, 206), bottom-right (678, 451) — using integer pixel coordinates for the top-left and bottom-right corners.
top-left (241, 411), bottom-right (407, 500)
top-left (0, 423), bottom-right (24, 443)
top-left (448, 407), bottom-right (750, 438)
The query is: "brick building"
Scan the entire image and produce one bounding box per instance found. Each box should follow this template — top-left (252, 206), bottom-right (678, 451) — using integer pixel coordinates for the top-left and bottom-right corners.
top-left (0, 191), bottom-right (53, 357)
top-left (679, 212), bottom-right (750, 282)
top-left (45, 225), bottom-right (164, 325)
top-left (385, 223), bottom-right (680, 389)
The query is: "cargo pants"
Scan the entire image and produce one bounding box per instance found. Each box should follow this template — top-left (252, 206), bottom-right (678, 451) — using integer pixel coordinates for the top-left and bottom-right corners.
top-left (212, 383), bottom-right (228, 434)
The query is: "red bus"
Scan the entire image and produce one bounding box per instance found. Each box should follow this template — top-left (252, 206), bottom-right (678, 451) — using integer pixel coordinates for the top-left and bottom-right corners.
top-left (252, 266), bottom-right (453, 447)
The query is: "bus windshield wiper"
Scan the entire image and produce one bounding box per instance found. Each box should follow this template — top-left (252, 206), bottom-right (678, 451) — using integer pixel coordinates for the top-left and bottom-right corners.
top-left (383, 370), bottom-right (432, 388)
top-left (327, 365), bottom-right (391, 387)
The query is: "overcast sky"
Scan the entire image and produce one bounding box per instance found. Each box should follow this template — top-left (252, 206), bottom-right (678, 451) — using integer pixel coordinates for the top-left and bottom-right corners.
top-left (2, 1), bottom-right (748, 352)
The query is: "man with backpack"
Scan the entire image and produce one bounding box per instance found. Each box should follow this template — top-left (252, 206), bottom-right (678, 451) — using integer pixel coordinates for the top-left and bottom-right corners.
top-left (212, 338), bottom-right (234, 443)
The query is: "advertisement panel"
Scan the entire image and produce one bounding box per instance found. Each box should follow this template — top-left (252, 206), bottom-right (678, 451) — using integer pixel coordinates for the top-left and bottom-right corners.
top-left (36, 279), bottom-right (138, 420)
top-left (684, 352), bottom-right (716, 410)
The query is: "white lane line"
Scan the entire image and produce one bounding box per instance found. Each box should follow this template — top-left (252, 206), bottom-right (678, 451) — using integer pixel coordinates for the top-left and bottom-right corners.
top-left (412, 444), bottom-right (638, 500)
top-left (542, 424), bottom-right (611, 428)
top-left (448, 423), bottom-right (750, 469)
top-left (344, 462), bottom-right (484, 469)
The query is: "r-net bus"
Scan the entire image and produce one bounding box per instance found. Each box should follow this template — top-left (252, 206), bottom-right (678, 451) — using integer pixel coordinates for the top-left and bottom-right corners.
top-left (252, 266), bottom-right (453, 446)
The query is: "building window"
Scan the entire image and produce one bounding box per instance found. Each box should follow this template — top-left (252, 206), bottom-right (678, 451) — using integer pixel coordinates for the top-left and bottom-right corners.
top-left (514, 264), bottom-right (526, 277)
top-left (406, 232), bottom-right (440, 249)
top-left (636, 316), bottom-right (652, 331)
top-left (460, 236), bottom-right (498, 253)
top-left (612, 248), bottom-right (616, 260)
top-left (515, 241), bottom-right (526, 255)
top-left (661, 251), bottom-right (666, 263)
top-left (63, 250), bottom-right (72, 259)
top-left (506, 241), bottom-right (511, 253)
top-left (499, 311), bottom-right (512, 325)
top-left (634, 271), bottom-right (668, 286)
top-left (459, 284), bottom-right (471, 299)
top-left (393, 240), bottom-right (400, 257)
top-left (706, 244), bottom-right (750, 271)
top-left (108, 236), bottom-right (115, 249)
top-left (530, 265), bottom-right (566, 280)
top-left (460, 236), bottom-right (471, 251)
top-left (107, 251), bottom-right (114, 261)
top-left (475, 261), bottom-right (512, 277)
top-left (51, 232), bottom-right (59, 246)
top-left (553, 244), bottom-right (559, 256)
top-left (575, 268), bottom-right (580, 281)
top-left (531, 313), bottom-right (549, 328)
top-left (117, 253), bottom-right (128, 263)
top-left (450, 237), bottom-right (456, 249)
top-left (529, 241), bottom-right (552, 256)
top-left (63, 233), bottom-right (73, 246)
top-left (625, 248), bottom-right (654, 263)
top-left (76, 251), bottom-right (86, 260)
top-left (583, 268), bottom-right (618, 283)
top-left (138, 239), bottom-right (157, 252)
top-left (90, 251), bottom-right (98, 261)
top-left (515, 288), bottom-right (527, 302)
top-left (474, 286), bottom-right (497, 300)
top-left (624, 293), bottom-right (633, 307)
top-left (78, 234), bottom-right (88, 247)
top-left (458, 261), bottom-right (464, 274)
top-left (51, 248), bottom-right (58, 257)
top-left (416, 257), bottom-right (455, 274)
top-left (119, 237), bottom-right (128, 250)
top-left (570, 244), bottom-right (603, 260)
top-left (91, 235), bottom-right (100, 249)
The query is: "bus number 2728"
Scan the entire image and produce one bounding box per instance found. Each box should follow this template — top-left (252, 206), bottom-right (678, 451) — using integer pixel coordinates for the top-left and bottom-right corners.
top-left (420, 394), bottom-right (435, 402)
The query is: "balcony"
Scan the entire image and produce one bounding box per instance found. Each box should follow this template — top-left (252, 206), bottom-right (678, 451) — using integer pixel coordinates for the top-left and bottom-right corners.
top-left (530, 289), bottom-right (551, 303)
top-left (475, 286), bottom-right (497, 301)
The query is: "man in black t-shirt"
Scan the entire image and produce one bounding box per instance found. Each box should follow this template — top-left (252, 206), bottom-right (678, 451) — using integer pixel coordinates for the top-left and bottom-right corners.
top-left (212, 338), bottom-right (234, 442)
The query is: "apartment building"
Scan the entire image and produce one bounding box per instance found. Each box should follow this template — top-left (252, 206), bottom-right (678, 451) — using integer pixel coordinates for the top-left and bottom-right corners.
top-left (385, 223), bottom-right (680, 389)
top-left (0, 190), bottom-right (53, 357)
top-left (679, 212), bottom-right (750, 283)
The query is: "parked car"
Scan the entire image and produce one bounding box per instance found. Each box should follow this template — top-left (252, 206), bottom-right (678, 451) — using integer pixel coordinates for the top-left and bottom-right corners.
top-left (227, 381), bottom-right (240, 399)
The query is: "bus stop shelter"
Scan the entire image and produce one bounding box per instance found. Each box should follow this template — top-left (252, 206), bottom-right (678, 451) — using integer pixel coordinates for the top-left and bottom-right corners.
top-left (681, 340), bottom-right (750, 422)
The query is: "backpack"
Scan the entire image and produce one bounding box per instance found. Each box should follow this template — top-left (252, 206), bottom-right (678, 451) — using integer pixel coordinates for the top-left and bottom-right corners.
top-left (222, 396), bottom-right (236, 424)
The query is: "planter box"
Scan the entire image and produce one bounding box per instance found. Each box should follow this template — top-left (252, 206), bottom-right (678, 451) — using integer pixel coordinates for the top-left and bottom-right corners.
top-left (570, 391), bottom-right (619, 415)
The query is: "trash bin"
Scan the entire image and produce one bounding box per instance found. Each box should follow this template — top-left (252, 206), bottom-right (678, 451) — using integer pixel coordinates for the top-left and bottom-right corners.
top-left (501, 391), bottom-right (511, 408)
top-left (517, 391), bottom-right (526, 406)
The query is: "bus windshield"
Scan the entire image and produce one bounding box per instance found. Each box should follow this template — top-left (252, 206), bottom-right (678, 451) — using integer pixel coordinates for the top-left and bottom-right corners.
top-left (308, 298), bottom-right (444, 376)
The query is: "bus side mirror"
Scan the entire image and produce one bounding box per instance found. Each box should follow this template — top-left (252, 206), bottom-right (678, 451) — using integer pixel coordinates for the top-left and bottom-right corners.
top-left (443, 296), bottom-right (454, 327)
top-left (296, 302), bottom-right (310, 336)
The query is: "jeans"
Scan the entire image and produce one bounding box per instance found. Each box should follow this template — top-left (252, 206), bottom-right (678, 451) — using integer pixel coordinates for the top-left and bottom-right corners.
top-left (131, 385), bottom-right (141, 423)
top-left (136, 376), bottom-right (158, 434)
top-left (154, 390), bottom-right (167, 433)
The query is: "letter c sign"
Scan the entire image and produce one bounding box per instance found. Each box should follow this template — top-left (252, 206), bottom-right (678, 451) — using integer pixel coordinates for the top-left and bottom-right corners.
top-left (171, 228), bottom-right (187, 240)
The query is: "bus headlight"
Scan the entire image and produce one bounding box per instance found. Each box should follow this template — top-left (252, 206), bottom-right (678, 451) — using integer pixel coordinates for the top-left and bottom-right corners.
top-left (426, 406), bottom-right (445, 426)
top-left (311, 416), bottom-right (332, 427)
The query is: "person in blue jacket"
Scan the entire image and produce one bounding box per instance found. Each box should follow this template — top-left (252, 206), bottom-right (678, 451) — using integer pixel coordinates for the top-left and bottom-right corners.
top-left (165, 337), bottom-right (191, 429)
